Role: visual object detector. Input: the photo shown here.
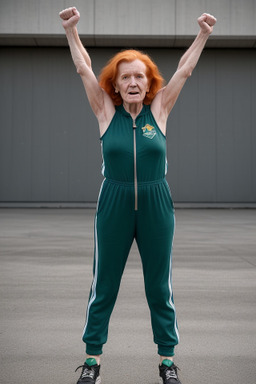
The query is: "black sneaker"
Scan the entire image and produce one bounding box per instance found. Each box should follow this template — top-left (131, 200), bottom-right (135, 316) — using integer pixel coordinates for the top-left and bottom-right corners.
top-left (75, 360), bottom-right (101, 384)
top-left (159, 362), bottom-right (181, 384)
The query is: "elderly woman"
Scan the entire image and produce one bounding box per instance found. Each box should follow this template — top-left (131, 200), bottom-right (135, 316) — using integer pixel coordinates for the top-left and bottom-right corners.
top-left (59, 7), bottom-right (216, 384)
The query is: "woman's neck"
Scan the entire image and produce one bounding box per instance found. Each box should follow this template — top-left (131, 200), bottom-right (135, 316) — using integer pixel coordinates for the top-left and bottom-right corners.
top-left (123, 102), bottom-right (143, 120)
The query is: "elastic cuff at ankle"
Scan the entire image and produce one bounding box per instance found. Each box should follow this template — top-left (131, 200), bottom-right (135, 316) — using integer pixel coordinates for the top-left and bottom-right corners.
top-left (86, 344), bottom-right (103, 356)
top-left (158, 345), bottom-right (175, 357)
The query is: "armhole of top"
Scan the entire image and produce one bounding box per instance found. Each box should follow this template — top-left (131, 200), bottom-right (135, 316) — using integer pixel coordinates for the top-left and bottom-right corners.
top-left (99, 110), bottom-right (117, 140)
top-left (149, 106), bottom-right (167, 139)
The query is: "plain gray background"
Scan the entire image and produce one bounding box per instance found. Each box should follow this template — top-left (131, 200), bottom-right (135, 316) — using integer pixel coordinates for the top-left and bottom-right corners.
top-left (1, 47), bottom-right (255, 204)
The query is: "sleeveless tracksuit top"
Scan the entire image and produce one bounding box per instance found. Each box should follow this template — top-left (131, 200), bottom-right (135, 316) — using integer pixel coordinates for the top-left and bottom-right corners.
top-left (100, 104), bottom-right (168, 210)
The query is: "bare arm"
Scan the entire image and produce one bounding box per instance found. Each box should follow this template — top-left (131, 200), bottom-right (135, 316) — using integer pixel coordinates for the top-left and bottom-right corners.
top-left (175, 12), bottom-right (217, 75)
top-left (59, 7), bottom-right (92, 68)
top-left (151, 13), bottom-right (217, 133)
top-left (59, 7), bottom-right (115, 132)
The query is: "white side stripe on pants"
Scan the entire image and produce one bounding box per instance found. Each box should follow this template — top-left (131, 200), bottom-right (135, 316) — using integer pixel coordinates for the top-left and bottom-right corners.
top-left (168, 215), bottom-right (180, 343)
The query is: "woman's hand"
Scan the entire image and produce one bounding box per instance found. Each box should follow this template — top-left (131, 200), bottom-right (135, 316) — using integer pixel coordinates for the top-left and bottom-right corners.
top-left (198, 13), bottom-right (217, 35)
top-left (59, 7), bottom-right (80, 30)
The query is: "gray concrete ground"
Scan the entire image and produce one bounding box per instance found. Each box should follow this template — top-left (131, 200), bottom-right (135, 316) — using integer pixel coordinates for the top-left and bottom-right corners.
top-left (1, 208), bottom-right (256, 384)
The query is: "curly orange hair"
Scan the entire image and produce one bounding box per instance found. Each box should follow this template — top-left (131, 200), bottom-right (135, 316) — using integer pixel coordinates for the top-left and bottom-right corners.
top-left (98, 49), bottom-right (164, 105)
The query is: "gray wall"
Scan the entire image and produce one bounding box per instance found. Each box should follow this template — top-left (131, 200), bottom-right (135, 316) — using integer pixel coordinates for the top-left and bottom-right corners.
top-left (0, 47), bottom-right (255, 204)
top-left (1, 0), bottom-right (256, 48)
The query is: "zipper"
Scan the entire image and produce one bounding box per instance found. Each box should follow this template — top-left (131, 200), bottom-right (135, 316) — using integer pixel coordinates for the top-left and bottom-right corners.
top-left (133, 119), bottom-right (138, 211)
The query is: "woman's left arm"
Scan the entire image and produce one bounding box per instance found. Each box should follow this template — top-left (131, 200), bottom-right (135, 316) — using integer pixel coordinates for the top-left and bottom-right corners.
top-left (151, 13), bottom-right (216, 131)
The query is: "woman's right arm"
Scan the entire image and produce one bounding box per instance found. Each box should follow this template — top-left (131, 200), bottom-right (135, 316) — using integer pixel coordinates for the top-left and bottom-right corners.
top-left (59, 7), bottom-right (115, 131)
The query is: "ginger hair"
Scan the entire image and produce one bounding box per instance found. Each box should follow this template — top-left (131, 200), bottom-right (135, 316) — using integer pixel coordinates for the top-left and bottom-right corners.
top-left (98, 49), bottom-right (164, 105)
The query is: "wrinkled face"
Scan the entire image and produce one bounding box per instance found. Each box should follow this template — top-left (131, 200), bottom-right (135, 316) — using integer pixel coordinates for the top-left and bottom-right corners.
top-left (114, 59), bottom-right (149, 105)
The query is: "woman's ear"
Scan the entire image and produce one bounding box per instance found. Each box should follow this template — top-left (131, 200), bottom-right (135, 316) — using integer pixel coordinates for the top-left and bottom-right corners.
top-left (146, 80), bottom-right (151, 93)
top-left (113, 83), bottom-right (119, 93)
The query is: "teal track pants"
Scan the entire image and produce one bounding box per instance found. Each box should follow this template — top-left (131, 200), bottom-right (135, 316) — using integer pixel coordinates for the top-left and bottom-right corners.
top-left (82, 178), bottom-right (179, 356)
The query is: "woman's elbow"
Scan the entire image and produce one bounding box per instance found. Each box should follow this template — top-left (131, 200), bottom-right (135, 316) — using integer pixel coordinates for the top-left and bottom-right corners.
top-left (76, 66), bottom-right (84, 75)
top-left (76, 63), bottom-right (87, 76)
top-left (178, 65), bottom-right (193, 79)
top-left (184, 66), bottom-right (193, 78)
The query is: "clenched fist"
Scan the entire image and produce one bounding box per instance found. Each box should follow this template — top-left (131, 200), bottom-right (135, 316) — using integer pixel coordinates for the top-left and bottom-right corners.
top-left (59, 7), bottom-right (80, 29)
top-left (198, 13), bottom-right (217, 35)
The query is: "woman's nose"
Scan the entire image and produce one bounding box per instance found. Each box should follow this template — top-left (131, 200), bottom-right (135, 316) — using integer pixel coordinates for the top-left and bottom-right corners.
top-left (130, 76), bottom-right (137, 86)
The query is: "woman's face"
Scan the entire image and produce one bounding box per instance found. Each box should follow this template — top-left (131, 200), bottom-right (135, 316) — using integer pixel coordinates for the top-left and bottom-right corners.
top-left (114, 59), bottom-right (149, 105)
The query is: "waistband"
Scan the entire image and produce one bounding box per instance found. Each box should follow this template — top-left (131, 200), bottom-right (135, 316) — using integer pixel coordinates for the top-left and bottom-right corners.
top-left (104, 178), bottom-right (166, 187)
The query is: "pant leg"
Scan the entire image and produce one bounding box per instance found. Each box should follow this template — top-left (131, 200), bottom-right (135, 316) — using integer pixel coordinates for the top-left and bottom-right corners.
top-left (136, 180), bottom-right (179, 356)
top-left (82, 180), bottom-right (135, 355)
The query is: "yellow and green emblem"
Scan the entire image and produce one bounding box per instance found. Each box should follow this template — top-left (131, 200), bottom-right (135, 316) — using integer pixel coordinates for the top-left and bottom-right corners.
top-left (141, 124), bottom-right (156, 139)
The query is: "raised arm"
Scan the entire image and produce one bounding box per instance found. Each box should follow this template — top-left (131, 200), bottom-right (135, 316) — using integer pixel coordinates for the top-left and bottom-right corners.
top-left (151, 13), bottom-right (217, 133)
top-left (176, 13), bottom-right (216, 72)
top-left (59, 7), bottom-right (115, 132)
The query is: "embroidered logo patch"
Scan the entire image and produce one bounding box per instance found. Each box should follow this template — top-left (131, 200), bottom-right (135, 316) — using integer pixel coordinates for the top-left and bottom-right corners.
top-left (141, 124), bottom-right (156, 139)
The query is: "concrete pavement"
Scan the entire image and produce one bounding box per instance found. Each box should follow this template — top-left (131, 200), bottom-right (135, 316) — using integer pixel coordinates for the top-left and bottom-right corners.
top-left (1, 208), bottom-right (256, 384)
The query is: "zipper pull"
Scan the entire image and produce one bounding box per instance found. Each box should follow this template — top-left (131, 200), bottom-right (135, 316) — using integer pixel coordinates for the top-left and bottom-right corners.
top-left (133, 119), bottom-right (137, 129)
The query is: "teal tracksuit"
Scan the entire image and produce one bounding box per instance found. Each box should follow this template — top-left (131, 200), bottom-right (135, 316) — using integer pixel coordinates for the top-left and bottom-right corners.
top-left (82, 104), bottom-right (179, 356)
